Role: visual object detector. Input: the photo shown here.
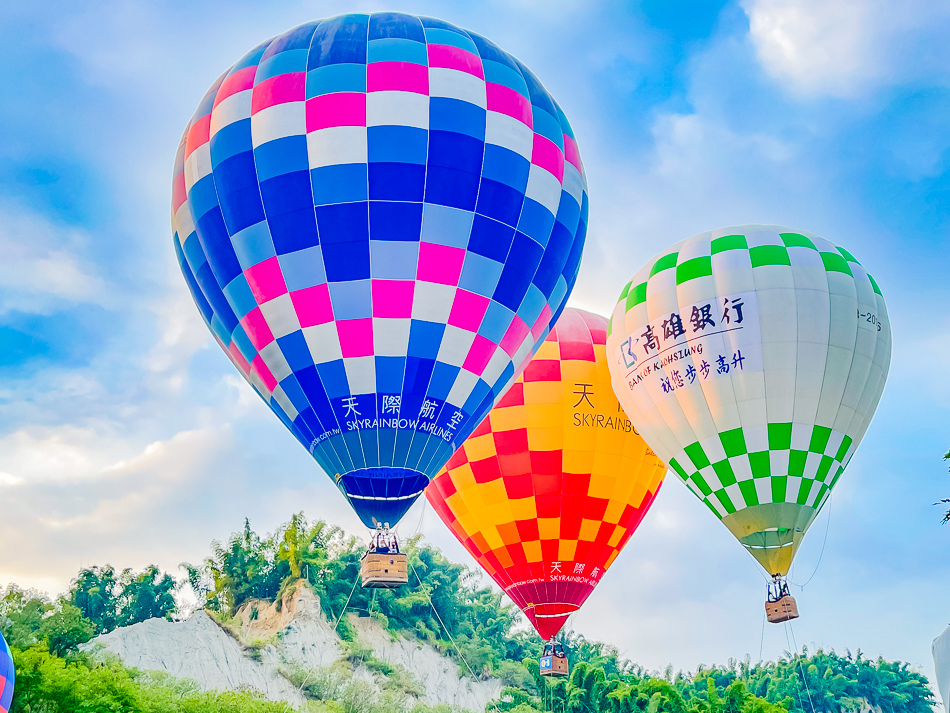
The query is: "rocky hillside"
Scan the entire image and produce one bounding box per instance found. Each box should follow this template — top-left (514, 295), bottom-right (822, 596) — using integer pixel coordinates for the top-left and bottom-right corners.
top-left (87, 579), bottom-right (501, 712)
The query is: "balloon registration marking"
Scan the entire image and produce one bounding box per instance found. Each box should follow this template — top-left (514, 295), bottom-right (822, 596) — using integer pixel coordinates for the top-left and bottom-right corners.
top-left (172, 13), bottom-right (588, 527)
top-left (428, 308), bottom-right (666, 639)
top-left (607, 226), bottom-right (891, 577)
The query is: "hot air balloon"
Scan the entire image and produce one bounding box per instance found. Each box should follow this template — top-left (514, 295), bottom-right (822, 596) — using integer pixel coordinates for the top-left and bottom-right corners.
top-left (172, 12), bottom-right (589, 581)
top-left (935, 625), bottom-right (950, 713)
top-left (0, 632), bottom-right (13, 713)
top-left (427, 308), bottom-right (666, 659)
top-left (606, 225), bottom-right (891, 621)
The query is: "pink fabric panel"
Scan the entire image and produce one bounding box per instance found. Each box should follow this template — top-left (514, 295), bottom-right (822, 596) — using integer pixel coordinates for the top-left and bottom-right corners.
top-left (463, 334), bottom-right (496, 375)
top-left (306, 93), bottom-right (367, 132)
top-left (214, 66), bottom-right (256, 107)
top-left (500, 316), bottom-right (530, 356)
top-left (531, 304), bottom-right (553, 341)
top-left (291, 283), bottom-right (334, 328)
top-left (241, 307), bottom-right (275, 351)
top-left (531, 134), bottom-right (565, 183)
top-left (251, 72), bottom-right (306, 114)
top-left (227, 340), bottom-right (252, 376)
top-left (448, 289), bottom-right (490, 332)
top-left (185, 114), bottom-right (211, 158)
top-left (367, 62), bottom-right (429, 95)
top-left (251, 355), bottom-right (278, 392)
top-left (244, 256), bottom-right (288, 304)
top-left (427, 44), bottom-right (484, 79)
top-left (172, 170), bottom-right (187, 213)
top-left (486, 83), bottom-right (532, 127)
top-left (416, 242), bottom-right (465, 286)
top-left (563, 134), bottom-right (582, 173)
top-left (372, 280), bottom-right (415, 318)
top-left (338, 319), bottom-right (374, 358)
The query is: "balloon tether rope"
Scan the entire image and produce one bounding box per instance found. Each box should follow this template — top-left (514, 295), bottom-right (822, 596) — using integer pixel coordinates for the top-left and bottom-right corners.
top-left (790, 494), bottom-right (832, 589)
top-left (784, 621), bottom-right (816, 713)
top-left (408, 559), bottom-right (502, 713)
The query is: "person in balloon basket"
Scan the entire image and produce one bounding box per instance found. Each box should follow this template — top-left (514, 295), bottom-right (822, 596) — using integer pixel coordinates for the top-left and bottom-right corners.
top-left (369, 524), bottom-right (398, 555)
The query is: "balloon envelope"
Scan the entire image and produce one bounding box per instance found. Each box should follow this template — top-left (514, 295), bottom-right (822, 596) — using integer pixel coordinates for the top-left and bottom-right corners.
top-left (427, 308), bottom-right (666, 639)
top-left (607, 226), bottom-right (891, 576)
top-left (935, 625), bottom-right (950, 713)
top-left (172, 13), bottom-right (588, 526)
top-left (0, 632), bottom-right (13, 713)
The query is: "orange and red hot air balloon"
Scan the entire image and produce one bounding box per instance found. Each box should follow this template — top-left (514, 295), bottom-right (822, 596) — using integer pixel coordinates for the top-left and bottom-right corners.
top-left (426, 308), bottom-right (666, 640)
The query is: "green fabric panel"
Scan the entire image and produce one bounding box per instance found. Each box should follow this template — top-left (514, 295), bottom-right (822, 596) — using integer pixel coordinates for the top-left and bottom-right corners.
top-left (771, 476), bottom-right (788, 503)
top-left (815, 455), bottom-right (834, 481)
top-left (738, 479), bottom-right (759, 506)
top-left (691, 472), bottom-right (713, 496)
top-left (836, 245), bottom-right (859, 264)
top-left (797, 478), bottom-right (814, 505)
top-left (606, 316), bottom-right (612, 337)
top-left (668, 457), bottom-right (689, 481)
top-left (830, 466), bottom-right (845, 488)
top-left (749, 451), bottom-right (771, 478)
top-left (835, 435), bottom-right (853, 461)
top-left (868, 273), bottom-right (883, 296)
top-left (650, 252), bottom-right (679, 277)
top-left (750, 245), bottom-right (791, 267)
top-left (712, 459), bottom-right (737, 486)
top-left (676, 256), bottom-right (713, 284)
top-left (719, 428), bottom-right (747, 457)
top-left (626, 282), bottom-right (648, 310)
top-left (702, 498), bottom-right (723, 519)
top-left (618, 280), bottom-right (633, 301)
top-left (788, 450), bottom-right (807, 478)
top-left (685, 442), bottom-right (710, 469)
top-left (809, 424), bottom-right (832, 453)
top-left (714, 489), bottom-right (737, 515)
top-left (820, 251), bottom-right (852, 275)
top-left (710, 234), bottom-right (747, 253)
top-left (779, 233), bottom-right (816, 249)
top-left (768, 422), bottom-right (793, 450)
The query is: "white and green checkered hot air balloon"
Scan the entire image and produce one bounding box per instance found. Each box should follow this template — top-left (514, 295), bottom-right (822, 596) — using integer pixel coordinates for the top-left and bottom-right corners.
top-left (606, 225), bottom-right (891, 601)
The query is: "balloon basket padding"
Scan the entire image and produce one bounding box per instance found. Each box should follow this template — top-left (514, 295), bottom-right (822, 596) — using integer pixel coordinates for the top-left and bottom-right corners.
top-left (765, 595), bottom-right (799, 623)
top-left (539, 655), bottom-right (569, 677)
top-left (361, 553), bottom-right (409, 589)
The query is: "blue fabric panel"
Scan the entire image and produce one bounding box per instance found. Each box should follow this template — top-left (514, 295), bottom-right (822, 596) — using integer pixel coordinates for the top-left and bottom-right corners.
top-left (429, 98), bottom-right (486, 141)
top-left (468, 214), bottom-right (514, 262)
top-left (254, 135), bottom-right (309, 181)
top-left (308, 15), bottom-right (369, 69)
top-left (368, 163), bottom-right (425, 201)
top-left (424, 166), bottom-right (479, 210)
top-left (369, 12), bottom-right (426, 42)
top-left (311, 164), bottom-right (368, 205)
top-left (368, 201), bottom-right (423, 241)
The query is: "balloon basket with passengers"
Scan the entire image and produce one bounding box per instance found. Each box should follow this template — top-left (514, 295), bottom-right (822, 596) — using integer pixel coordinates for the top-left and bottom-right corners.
top-left (360, 523), bottom-right (408, 589)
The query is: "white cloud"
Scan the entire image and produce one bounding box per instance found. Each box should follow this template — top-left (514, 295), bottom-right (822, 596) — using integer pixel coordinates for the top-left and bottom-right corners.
top-left (0, 203), bottom-right (105, 315)
top-left (742, 0), bottom-right (950, 97)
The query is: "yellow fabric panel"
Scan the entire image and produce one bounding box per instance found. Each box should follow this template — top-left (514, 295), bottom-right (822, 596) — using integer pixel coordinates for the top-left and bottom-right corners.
top-left (490, 406), bottom-right (526, 432)
top-left (463, 433), bottom-right (498, 462)
top-left (509, 497), bottom-right (538, 520)
top-left (579, 518), bottom-right (601, 541)
top-left (523, 539), bottom-right (543, 563)
top-left (558, 539), bottom-right (578, 561)
top-left (526, 426), bottom-right (562, 451)
top-left (538, 517), bottom-right (560, 539)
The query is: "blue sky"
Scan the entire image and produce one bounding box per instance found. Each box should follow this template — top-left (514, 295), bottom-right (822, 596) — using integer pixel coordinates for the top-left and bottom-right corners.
top-left (1, 0), bottom-right (949, 693)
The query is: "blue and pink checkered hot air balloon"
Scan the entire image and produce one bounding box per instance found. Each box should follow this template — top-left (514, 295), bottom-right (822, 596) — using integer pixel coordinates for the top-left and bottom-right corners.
top-left (0, 632), bottom-right (13, 713)
top-left (172, 13), bottom-right (588, 527)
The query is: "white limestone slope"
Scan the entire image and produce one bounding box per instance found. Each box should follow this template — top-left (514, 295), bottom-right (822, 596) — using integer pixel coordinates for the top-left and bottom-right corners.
top-left (90, 611), bottom-right (305, 705)
top-left (87, 579), bottom-right (501, 711)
